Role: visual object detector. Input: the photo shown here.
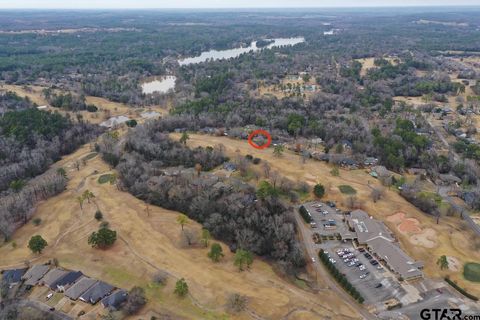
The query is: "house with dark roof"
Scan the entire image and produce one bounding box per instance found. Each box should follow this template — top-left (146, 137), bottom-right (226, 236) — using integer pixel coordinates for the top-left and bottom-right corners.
top-left (65, 277), bottom-right (97, 300)
top-left (40, 268), bottom-right (69, 289)
top-left (2, 268), bottom-right (27, 287)
top-left (101, 289), bottom-right (128, 310)
top-left (79, 280), bottom-right (114, 304)
top-left (340, 158), bottom-right (358, 170)
top-left (22, 265), bottom-right (50, 286)
top-left (52, 271), bottom-right (83, 292)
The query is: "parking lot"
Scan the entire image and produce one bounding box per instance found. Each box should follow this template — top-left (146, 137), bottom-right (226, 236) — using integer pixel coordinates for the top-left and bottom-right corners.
top-left (303, 201), bottom-right (406, 308)
top-left (322, 243), bottom-right (404, 305)
top-left (303, 201), bottom-right (355, 240)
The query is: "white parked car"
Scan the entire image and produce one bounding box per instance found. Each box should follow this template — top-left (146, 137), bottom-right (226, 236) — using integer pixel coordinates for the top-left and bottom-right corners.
top-left (329, 258), bottom-right (337, 264)
top-left (46, 292), bottom-right (54, 300)
top-left (348, 262), bottom-right (356, 267)
top-left (359, 265), bottom-right (366, 271)
top-left (311, 257), bottom-right (316, 263)
top-left (359, 273), bottom-right (368, 279)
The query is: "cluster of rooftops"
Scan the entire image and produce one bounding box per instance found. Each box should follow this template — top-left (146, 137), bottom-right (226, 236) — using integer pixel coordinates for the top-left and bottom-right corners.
top-left (346, 210), bottom-right (424, 280)
top-left (1, 264), bottom-right (128, 310)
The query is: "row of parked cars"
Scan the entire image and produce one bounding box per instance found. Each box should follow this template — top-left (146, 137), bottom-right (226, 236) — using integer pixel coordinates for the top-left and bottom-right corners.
top-left (359, 248), bottom-right (383, 270)
top-left (336, 248), bottom-right (370, 279)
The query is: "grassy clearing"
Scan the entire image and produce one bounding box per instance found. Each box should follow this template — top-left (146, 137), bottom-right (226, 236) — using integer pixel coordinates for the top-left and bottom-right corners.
top-left (464, 263), bottom-right (480, 282)
top-left (47, 292), bottom-right (64, 307)
top-left (82, 152), bottom-right (98, 161)
top-left (97, 174), bottom-right (113, 184)
top-left (338, 185), bottom-right (357, 195)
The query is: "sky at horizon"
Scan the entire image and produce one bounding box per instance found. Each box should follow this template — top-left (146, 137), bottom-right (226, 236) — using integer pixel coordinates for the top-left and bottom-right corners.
top-left (1, 0), bottom-right (480, 9)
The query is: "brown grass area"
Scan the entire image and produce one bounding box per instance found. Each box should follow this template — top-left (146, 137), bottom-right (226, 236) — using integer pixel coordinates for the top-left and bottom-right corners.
top-left (0, 143), bottom-right (359, 319)
top-left (0, 84), bottom-right (167, 124)
top-left (1, 84), bottom-right (49, 105)
top-left (172, 133), bottom-right (480, 296)
top-left (356, 58), bottom-right (375, 77)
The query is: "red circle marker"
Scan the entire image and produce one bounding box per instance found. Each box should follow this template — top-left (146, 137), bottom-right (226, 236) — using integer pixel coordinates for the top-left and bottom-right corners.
top-left (248, 129), bottom-right (272, 150)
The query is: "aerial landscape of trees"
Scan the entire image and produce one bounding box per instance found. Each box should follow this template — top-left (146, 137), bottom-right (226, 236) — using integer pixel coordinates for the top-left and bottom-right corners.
top-left (0, 93), bottom-right (102, 240)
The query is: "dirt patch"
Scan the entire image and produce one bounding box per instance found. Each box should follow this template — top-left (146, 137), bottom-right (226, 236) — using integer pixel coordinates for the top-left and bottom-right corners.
top-left (398, 218), bottom-right (422, 234)
top-left (446, 256), bottom-right (460, 272)
top-left (409, 228), bottom-right (437, 249)
top-left (387, 212), bottom-right (405, 224)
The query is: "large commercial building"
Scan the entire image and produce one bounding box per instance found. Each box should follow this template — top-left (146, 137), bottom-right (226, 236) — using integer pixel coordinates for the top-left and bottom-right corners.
top-left (347, 210), bottom-right (424, 281)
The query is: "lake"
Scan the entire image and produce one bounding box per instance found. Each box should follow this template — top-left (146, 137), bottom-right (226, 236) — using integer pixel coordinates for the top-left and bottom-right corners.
top-left (141, 76), bottom-right (176, 95)
top-left (178, 37), bottom-right (305, 66)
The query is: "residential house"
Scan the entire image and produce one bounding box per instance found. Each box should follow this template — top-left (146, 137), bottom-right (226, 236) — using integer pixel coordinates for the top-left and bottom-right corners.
top-left (52, 271), bottom-right (83, 292)
top-left (2, 268), bottom-right (27, 287)
top-left (364, 157), bottom-right (378, 167)
top-left (79, 281), bottom-right (114, 304)
top-left (40, 268), bottom-right (69, 289)
top-left (22, 265), bottom-right (50, 286)
top-left (65, 277), bottom-right (97, 300)
top-left (101, 290), bottom-right (128, 310)
top-left (340, 158), bottom-right (358, 170)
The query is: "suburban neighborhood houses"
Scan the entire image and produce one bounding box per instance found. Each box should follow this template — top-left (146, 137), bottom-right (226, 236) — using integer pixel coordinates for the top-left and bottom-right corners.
top-left (1, 264), bottom-right (127, 318)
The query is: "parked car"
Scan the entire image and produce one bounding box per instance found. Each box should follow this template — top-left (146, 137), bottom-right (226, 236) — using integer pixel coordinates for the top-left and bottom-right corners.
top-left (348, 262), bottom-right (356, 267)
top-left (344, 258), bottom-right (351, 263)
top-left (358, 248), bottom-right (365, 252)
top-left (359, 273), bottom-right (368, 279)
top-left (311, 257), bottom-right (316, 263)
top-left (364, 253), bottom-right (372, 259)
top-left (326, 201), bottom-right (336, 207)
top-left (371, 260), bottom-right (379, 265)
top-left (359, 265), bottom-right (366, 271)
top-left (329, 258), bottom-right (337, 264)
top-left (355, 262), bottom-right (362, 267)
top-left (46, 292), bottom-right (54, 301)
top-left (375, 283), bottom-right (383, 288)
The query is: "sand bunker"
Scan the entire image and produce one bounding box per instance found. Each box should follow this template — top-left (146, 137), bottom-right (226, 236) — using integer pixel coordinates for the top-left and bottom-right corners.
top-left (387, 212), bottom-right (405, 224)
top-left (388, 211), bottom-right (422, 233)
top-left (399, 218), bottom-right (422, 233)
top-left (409, 228), bottom-right (437, 248)
top-left (446, 256), bottom-right (460, 272)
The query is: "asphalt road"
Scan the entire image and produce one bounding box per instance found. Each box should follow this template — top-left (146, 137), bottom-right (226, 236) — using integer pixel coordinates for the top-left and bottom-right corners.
top-left (294, 209), bottom-right (377, 320)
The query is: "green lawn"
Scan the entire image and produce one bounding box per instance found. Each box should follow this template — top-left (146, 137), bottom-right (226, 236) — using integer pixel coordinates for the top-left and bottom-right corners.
top-left (464, 263), bottom-right (480, 282)
top-left (97, 174), bottom-right (113, 184)
top-left (82, 152), bottom-right (98, 161)
top-left (338, 185), bottom-right (357, 195)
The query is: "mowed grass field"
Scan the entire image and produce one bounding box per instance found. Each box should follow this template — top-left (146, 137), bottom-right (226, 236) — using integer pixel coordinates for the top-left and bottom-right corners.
top-left (0, 143), bottom-right (360, 320)
top-left (172, 133), bottom-right (480, 296)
